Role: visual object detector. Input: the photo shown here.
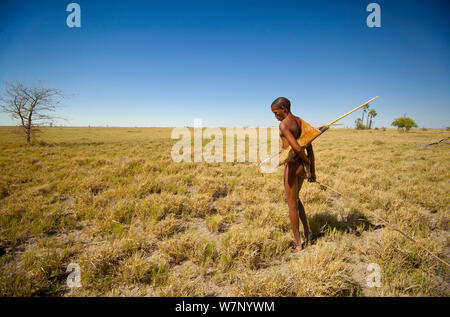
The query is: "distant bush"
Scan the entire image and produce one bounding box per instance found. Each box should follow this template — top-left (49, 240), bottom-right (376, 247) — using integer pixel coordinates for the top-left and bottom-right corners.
top-left (392, 117), bottom-right (418, 132)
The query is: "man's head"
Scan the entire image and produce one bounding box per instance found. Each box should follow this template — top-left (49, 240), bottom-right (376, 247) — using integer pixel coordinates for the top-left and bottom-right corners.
top-left (271, 97), bottom-right (291, 121)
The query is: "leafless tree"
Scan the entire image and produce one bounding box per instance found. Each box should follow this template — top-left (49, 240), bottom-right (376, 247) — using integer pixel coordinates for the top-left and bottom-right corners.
top-left (0, 81), bottom-right (66, 142)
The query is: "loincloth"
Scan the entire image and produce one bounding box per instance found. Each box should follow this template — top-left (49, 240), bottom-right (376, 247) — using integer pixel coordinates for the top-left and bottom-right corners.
top-left (289, 157), bottom-right (311, 179)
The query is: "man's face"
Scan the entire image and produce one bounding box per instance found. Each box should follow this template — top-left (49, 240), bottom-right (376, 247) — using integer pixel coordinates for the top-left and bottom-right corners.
top-left (271, 106), bottom-right (288, 121)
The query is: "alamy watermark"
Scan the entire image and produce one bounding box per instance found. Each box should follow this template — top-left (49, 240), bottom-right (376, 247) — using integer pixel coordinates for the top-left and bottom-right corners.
top-left (366, 3), bottom-right (381, 28)
top-left (66, 262), bottom-right (82, 289)
top-left (171, 119), bottom-right (280, 173)
top-left (64, 3), bottom-right (380, 29)
top-left (66, 3), bottom-right (81, 28)
top-left (65, 3), bottom-right (380, 29)
top-left (366, 263), bottom-right (381, 288)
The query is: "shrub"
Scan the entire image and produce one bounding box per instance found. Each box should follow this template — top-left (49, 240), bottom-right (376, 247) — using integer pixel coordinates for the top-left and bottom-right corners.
top-left (392, 117), bottom-right (418, 131)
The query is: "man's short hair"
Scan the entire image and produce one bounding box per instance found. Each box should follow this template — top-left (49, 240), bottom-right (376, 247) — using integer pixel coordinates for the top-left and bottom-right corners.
top-left (271, 97), bottom-right (291, 112)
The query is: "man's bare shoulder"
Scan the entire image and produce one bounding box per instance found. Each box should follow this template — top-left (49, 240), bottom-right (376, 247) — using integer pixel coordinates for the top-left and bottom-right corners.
top-left (280, 116), bottom-right (300, 134)
top-left (279, 119), bottom-right (290, 134)
top-left (279, 120), bottom-right (287, 129)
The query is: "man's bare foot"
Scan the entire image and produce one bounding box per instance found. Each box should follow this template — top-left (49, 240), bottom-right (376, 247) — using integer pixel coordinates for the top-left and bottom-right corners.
top-left (290, 240), bottom-right (304, 251)
top-left (295, 244), bottom-right (304, 252)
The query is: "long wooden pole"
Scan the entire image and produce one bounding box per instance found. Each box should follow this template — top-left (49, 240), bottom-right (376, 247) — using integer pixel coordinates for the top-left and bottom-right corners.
top-left (325, 96), bottom-right (379, 127)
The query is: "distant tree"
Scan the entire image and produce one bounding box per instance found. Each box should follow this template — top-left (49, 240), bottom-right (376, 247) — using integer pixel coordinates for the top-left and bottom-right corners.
top-left (361, 104), bottom-right (369, 125)
top-left (0, 81), bottom-right (66, 142)
top-left (391, 116), bottom-right (418, 132)
top-left (355, 118), bottom-right (365, 130)
top-left (368, 109), bottom-right (377, 129)
top-left (366, 109), bottom-right (370, 127)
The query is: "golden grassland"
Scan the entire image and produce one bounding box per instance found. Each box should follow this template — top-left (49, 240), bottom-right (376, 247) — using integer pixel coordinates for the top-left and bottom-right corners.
top-left (0, 126), bottom-right (448, 296)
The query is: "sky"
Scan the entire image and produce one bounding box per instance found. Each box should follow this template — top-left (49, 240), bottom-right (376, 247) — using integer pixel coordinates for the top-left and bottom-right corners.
top-left (0, 0), bottom-right (449, 128)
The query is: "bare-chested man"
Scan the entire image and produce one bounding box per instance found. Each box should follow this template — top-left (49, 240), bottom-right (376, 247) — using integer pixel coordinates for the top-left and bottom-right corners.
top-left (271, 97), bottom-right (327, 251)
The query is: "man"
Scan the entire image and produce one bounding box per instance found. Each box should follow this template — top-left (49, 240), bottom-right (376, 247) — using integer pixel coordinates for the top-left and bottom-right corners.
top-left (271, 97), bottom-right (327, 251)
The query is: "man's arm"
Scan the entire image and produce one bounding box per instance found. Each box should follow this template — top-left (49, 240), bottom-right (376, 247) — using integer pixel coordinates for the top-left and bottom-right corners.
top-left (306, 144), bottom-right (315, 182)
top-left (279, 122), bottom-right (311, 165)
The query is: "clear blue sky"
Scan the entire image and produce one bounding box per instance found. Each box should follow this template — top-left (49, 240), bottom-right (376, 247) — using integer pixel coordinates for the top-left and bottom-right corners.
top-left (0, 0), bottom-right (449, 128)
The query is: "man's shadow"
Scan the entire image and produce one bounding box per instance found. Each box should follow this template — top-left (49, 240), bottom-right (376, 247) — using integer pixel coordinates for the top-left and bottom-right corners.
top-left (308, 210), bottom-right (384, 243)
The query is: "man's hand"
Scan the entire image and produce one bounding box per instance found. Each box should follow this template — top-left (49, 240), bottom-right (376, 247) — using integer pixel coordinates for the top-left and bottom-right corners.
top-left (296, 151), bottom-right (310, 165)
top-left (318, 125), bottom-right (329, 133)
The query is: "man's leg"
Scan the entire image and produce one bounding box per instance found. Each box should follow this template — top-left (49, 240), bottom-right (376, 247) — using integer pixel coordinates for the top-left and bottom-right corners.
top-left (297, 179), bottom-right (312, 244)
top-left (284, 161), bottom-right (303, 250)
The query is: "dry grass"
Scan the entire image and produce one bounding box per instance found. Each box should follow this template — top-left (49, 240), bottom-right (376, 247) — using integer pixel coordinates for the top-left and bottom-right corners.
top-left (0, 126), bottom-right (448, 296)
